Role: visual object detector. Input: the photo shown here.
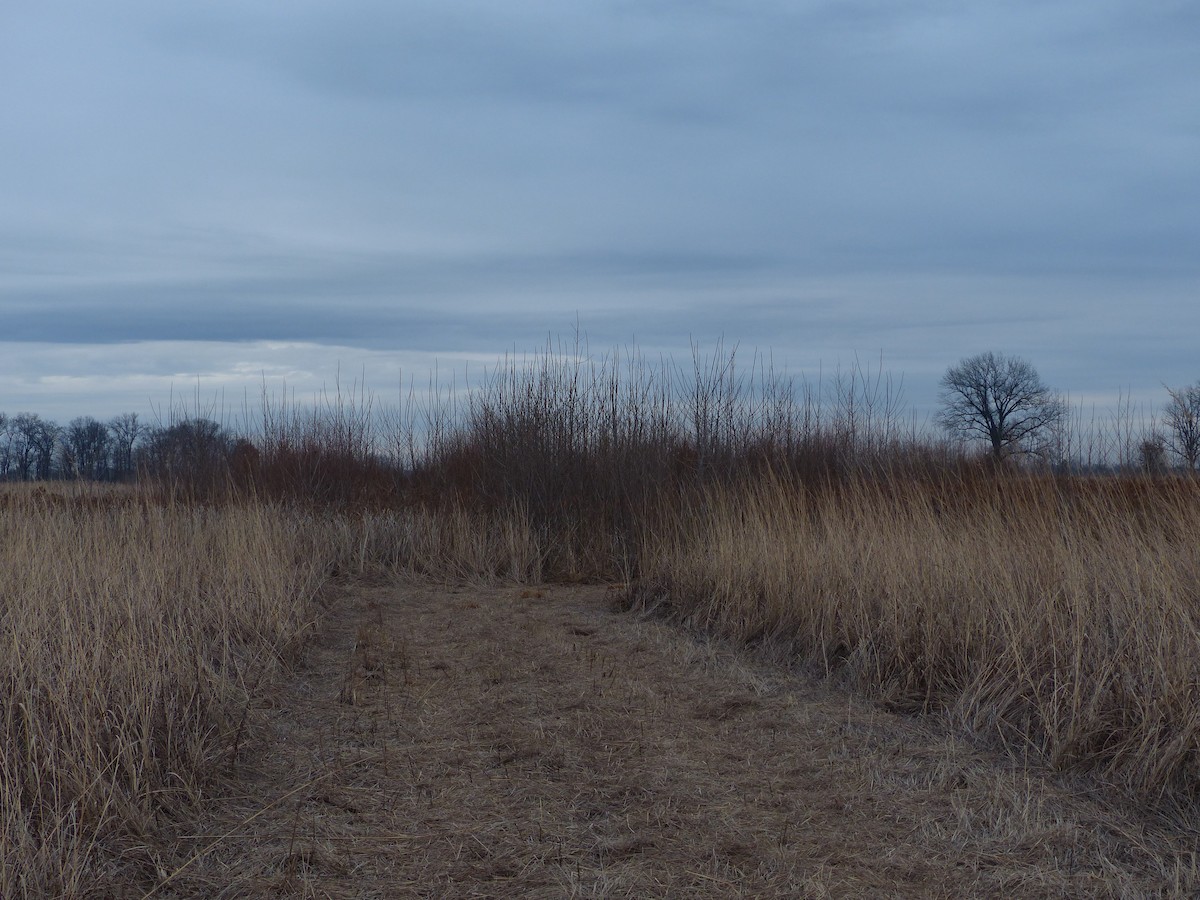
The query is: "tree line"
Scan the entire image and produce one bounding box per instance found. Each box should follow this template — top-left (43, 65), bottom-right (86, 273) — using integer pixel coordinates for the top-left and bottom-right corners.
top-left (2, 351), bottom-right (1199, 484)
top-left (0, 412), bottom-right (248, 483)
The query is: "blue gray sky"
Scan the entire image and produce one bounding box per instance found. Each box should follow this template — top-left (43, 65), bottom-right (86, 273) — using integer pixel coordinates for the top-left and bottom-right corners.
top-left (3, 1), bottom-right (1198, 424)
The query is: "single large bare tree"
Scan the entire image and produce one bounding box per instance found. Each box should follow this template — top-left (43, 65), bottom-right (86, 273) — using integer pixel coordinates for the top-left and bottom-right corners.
top-left (937, 352), bottom-right (1064, 462)
top-left (1163, 383), bottom-right (1200, 470)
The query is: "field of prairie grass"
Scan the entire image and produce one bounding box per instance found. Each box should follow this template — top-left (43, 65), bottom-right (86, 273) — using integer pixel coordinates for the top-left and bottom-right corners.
top-left (630, 471), bottom-right (1200, 802)
top-left (0, 482), bottom-right (551, 895)
top-left (0, 485), bottom-right (328, 895)
top-left (4, 346), bottom-right (1200, 894)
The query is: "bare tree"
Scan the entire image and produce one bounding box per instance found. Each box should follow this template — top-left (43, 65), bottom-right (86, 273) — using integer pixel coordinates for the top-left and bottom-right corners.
top-left (108, 412), bottom-right (146, 481)
top-left (1163, 383), bottom-right (1200, 471)
top-left (6, 414), bottom-right (34, 480)
top-left (937, 352), bottom-right (1064, 463)
top-left (140, 418), bottom-right (235, 488)
top-left (0, 412), bottom-right (8, 479)
top-left (62, 416), bottom-right (112, 480)
top-left (27, 416), bottom-right (60, 480)
top-left (8, 413), bottom-right (59, 480)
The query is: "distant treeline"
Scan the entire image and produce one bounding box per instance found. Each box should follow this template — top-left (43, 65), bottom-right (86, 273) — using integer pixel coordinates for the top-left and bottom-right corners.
top-left (0, 411), bottom-right (259, 485)
top-left (2, 345), bottom-right (1198, 496)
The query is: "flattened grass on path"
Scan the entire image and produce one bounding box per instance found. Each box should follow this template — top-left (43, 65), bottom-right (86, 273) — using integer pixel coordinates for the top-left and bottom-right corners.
top-left (165, 581), bottom-right (1200, 898)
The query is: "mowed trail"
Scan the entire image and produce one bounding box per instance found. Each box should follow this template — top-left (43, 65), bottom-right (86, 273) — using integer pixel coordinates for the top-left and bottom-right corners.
top-left (161, 581), bottom-right (1198, 898)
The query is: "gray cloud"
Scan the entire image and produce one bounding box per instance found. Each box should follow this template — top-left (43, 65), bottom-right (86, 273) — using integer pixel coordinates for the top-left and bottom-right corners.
top-left (2, 1), bottom-right (1198, 422)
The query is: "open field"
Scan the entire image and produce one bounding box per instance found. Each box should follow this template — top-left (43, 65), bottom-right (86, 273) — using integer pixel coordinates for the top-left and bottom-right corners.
top-left (5, 474), bottom-right (1200, 896)
top-left (5, 353), bottom-right (1200, 894)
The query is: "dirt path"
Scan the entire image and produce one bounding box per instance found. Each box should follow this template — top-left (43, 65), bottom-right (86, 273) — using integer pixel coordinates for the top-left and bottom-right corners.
top-left (159, 580), bottom-right (1199, 898)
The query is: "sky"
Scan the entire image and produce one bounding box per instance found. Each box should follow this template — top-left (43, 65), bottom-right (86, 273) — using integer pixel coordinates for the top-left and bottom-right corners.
top-left (2, 1), bottom-right (1198, 426)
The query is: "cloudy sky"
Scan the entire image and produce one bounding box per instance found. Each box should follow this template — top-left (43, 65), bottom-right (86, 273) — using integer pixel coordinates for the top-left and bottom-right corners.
top-left (2, 1), bottom-right (1198, 425)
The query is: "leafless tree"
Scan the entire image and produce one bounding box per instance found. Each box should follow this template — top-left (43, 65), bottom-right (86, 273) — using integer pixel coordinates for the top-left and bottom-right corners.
top-left (108, 412), bottom-right (146, 481)
top-left (6, 415), bottom-right (34, 480)
top-left (1163, 383), bottom-right (1200, 471)
top-left (936, 352), bottom-right (1064, 463)
top-left (62, 416), bottom-right (112, 480)
top-left (27, 416), bottom-right (60, 480)
top-left (140, 418), bottom-right (235, 488)
top-left (0, 413), bottom-right (8, 479)
top-left (7, 413), bottom-right (59, 480)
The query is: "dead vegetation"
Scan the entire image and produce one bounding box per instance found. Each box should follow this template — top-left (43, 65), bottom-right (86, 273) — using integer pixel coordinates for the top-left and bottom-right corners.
top-left (0, 485), bottom-right (327, 895)
top-left (0, 483), bottom-right (556, 896)
top-left (159, 583), bottom-right (1200, 898)
top-left (630, 472), bottom-right (1200, 804)
top-left (5, 345), bottom-right (1200, 894)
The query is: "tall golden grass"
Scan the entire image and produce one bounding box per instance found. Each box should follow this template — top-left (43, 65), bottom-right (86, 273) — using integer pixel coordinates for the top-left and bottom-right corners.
top-left (630, 471), bottom-right (1200, 802)
top-left (0, 483), bottom-right (550, 896)
top-left (0, 485), bottom-right (328, 895)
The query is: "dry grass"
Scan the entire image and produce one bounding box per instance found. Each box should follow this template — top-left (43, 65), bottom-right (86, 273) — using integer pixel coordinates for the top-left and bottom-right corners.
top-left (161, 582), bottom-right (1200, 898)
top-left (0, 484), bottom-right (331, 896)
top-left (322, 503), bottom-right (543, 584)
top-left (0, 482), bottom-right (552, 895)
top-left (630, 471), bottom-right (1200, 804)
top-left (7, 344), bottom-right (1200, 893)
top-left (7, 468), bottom-right (1200, 894)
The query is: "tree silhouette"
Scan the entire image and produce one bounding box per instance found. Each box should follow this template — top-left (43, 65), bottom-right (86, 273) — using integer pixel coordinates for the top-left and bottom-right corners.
top-left (937, 352), bottom-right (1064, 463)
top-left (1163, 384), bottom-right (1200, 470)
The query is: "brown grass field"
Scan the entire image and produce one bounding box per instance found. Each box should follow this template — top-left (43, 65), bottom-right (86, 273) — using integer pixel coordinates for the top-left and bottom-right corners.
top-left (5, 471), bottom-right (1200, 896)
top-left (155, 581), bottom-right (1200, 897)
top-left (5, 352), bottom-right (1200, 895)
top-left (633, 472), bottom-right (1200, 802)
